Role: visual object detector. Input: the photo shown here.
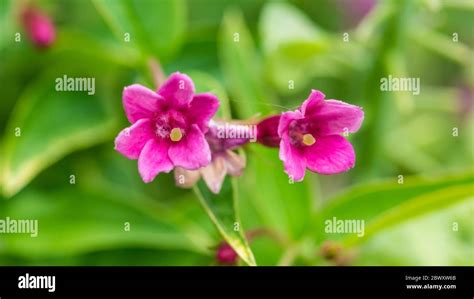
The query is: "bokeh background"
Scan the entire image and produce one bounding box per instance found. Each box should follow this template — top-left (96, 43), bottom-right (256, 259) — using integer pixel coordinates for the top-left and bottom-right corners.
top-left (0, 0), bottom-right (472, 266)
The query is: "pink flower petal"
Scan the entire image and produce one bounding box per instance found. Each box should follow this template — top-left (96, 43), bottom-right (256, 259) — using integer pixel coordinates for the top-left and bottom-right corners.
top-left (123, 84), bottom-right (163, 123)
top-left (304, 135), bottom-right (355, 175)
top-left (157, 72), bottom-right (195, 108)
top-left (317, 100), bottom-right (364, 135)
top-left (223, 150), bottom-right (246, 176)
top-left (299, 90), bottom-right (364, 135)
top-left (279, 138), bottom-right (306, 181)
top-left (189, 93), bottom-right (220, 133)
top-left (168, 124), bottom-right (211, 170)
top-left (300, 90), bottom-right (325, 116)
top-left (114, 118), bottom-right (154, 159)
top-left (138, 139), bottom-right (173, 183)
top-left (201, 155), bottom-right (227, 194)
top-left (308, 100), bottom-right (364, 136)
top-left (174, 167), bottom-right (201, 188)
top-left (277, 110), bottom-right (304, 137)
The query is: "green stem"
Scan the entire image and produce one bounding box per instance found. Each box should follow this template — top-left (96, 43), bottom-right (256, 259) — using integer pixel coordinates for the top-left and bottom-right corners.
top-left (192, 185), bottom-right (256, 266)
top-left (277, 246), bottom-right (298, 266)
top-left (410, 29), bottom-right (473, 66)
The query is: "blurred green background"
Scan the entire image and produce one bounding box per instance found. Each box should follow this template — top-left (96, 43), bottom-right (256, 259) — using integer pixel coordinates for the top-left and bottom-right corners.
top-left (0, 0), bottom-right (473, 266)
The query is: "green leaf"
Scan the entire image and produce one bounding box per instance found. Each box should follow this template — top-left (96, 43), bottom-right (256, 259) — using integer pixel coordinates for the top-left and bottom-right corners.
top-left (343, 184), bottom-right (473, 247)
top-left (218, 8), bottom-right (271, 117)
top-left (193, 178), bottom-right (256, 266)
top-left (0, 248), bottom-right (212, 266)
top-left (0, 0), bottom-right (14, 51)
top-left (1, 62), bottom-right (119, 197)
top-left (70, 248), bottom-right (212, 266)
top-left (92, 0), bottom-right (186, 60)
top-left (410, 29), bottom-right (473, 67)
top-left (259, 2), bottom-right (334, 94)
top-left (0, 187), bottom-right (208, 259)
top-left (259, 2), bottom-right (326, 54)
top-left (239, 146), bottom-right (315, 241)
top-left (72, 150), bottom-right (216, 253)
top-left (355, 199), bottom-right (474, 265)
top-left (52, 28), bottom-right (141, 68)
top-left (315, 172), bottom-right (474, 246)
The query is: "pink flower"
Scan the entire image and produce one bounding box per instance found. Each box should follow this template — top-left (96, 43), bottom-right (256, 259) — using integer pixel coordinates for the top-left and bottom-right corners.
top-left (278, 90), bottom-right (364, 181)
top-left (114, 72), bottom-right (220, 183)
top-left (21, 6), bottom-right (56, 48)
top-left (174, 120), bottom-right (247, 194)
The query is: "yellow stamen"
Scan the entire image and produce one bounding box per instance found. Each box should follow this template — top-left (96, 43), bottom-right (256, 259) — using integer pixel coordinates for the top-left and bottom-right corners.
top-left (170, 128), bottom-right (183, 142)
top-left (302, 133), bottom-right (316, 146)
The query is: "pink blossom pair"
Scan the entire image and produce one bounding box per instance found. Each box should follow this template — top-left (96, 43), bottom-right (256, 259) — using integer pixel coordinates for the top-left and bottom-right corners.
top-left (115, 72), bottom-right (364, 192)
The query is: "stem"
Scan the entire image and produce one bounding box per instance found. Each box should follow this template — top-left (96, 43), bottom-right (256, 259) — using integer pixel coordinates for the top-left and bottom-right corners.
top-left (277, 246), bottom-right (298, 266)
top-left (192, 185), bottom-right (256, 266)
top-left (148, 58), bottom-right (166, 89)
top-left (410, 29), bottom-right (473, 66)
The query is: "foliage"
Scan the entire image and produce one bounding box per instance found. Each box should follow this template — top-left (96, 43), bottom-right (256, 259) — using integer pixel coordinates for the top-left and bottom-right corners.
top-left (0, 0), bottom-right (472, 266)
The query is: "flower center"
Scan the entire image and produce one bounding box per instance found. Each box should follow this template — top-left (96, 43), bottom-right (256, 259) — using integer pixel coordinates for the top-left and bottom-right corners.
top-left (302, 134), bottom-right (316, 146)
top-left (289, 120), bottom-right (317, 147)
top-left (154, 110), bottom-right (187, 142)
top-left (170, 128), bottom-right (183, 142)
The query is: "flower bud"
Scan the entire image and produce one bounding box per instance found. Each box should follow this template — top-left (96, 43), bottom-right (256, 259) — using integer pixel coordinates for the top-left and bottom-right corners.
top-left (216, 242), bottom-right (238, 265)
top-left (21, 6), bottom-right (56, 48)
top-left (257, 115), bottom-right (281, 148)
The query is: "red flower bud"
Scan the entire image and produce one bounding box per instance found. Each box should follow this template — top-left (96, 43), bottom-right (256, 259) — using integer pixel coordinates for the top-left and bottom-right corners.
top-left (257, 115), bottom-right (281, 148)
top-left (21, 6), bottom-right (56, 48)
top-left (216, 242), bottom-right (238, 265)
